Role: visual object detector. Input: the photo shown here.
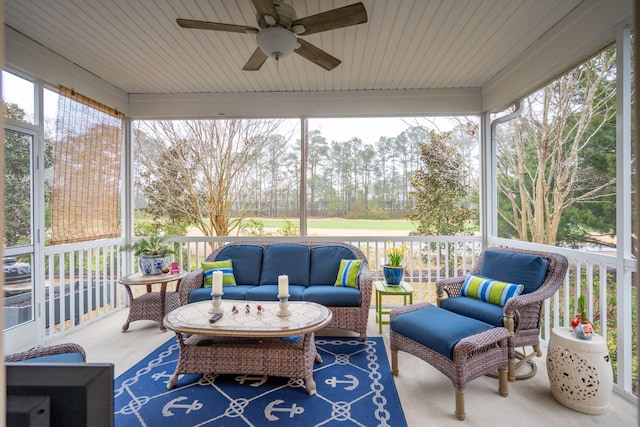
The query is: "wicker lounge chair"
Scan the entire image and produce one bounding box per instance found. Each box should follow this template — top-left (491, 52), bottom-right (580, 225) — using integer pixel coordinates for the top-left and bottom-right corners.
top-left (5, 343), bottom-right (87, 363)
top-left (436, 247), bottom-right (568, 381)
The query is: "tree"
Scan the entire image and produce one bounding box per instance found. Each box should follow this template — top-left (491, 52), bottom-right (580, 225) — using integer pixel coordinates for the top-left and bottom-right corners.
top-left (407, 130), bottom-right (472, 235)
top-left (134, 119), bottom-right (282, 237)
top-left (496, 48), bottom-right (617, 245)
top-left (4, 103), bottom-right (32, 246)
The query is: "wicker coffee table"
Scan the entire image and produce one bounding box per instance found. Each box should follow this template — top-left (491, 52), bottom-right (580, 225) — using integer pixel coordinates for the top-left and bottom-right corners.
top-left (163, 300), bottom-right (332, 395)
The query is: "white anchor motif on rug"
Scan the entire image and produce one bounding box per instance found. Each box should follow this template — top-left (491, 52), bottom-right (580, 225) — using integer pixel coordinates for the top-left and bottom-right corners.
top-left (264, 399), bottom-right (305, 421)
top-left (162, 396), bottom-right (203, 417)
top-left (325, 374), bottom-right (359, 390)
top-left (235, 374), bottom-right (268, 387)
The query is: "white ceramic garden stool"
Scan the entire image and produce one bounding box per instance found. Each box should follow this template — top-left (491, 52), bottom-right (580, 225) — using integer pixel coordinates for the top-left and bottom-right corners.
top-left (546, 327), bottom-right (613, 414)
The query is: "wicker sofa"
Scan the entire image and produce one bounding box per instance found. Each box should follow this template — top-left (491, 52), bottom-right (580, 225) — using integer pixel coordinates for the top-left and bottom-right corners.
top-left (177, 241), bottom-right (372, 340)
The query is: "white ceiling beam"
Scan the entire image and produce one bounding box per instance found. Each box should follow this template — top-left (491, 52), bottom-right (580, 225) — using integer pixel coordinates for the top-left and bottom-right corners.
top-left (128, 88), bottom-right (482, 119)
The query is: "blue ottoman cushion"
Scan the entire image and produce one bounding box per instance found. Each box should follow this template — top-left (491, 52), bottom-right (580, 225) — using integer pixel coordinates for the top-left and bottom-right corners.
top-left (215, 245), bottom-right (263, 286)
top-left (260, 244), bottom-right (310, 286)
top-left (480, 250), bottom-right (548, 294)
top-left (440, 296), bottom-right (505, 327)
top-left (391, 305), bottom-right (494, 359)
top-left (303, 285), bottom-right (361, 307)
top-left (310, 245), bottom-right (357, 286)
top-left (246, 285), bottom-right (305, 301)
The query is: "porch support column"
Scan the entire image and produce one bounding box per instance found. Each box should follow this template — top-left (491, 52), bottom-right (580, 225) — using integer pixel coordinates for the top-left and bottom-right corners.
top-left (300, 117), bottom-right (308, 237)
top-left (615, 24), bottom-right (632, 394)
top-left (480, 112), bottom-right (492, 249)
top-left (122, 117), bottom-right (134, 276)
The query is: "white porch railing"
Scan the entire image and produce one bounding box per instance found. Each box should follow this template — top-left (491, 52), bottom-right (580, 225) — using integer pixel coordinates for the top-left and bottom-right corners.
top-left (32, 235), bottom-right (636, 397)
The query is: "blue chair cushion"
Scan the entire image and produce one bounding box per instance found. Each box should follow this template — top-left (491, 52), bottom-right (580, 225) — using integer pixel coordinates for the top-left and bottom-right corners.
top-left (260, 244), bottom-right (310, 286)
top-left (215, 245), bottom-right (263, 286)
top-left (310, 245), bottom-right (357, 286)
top-left (479, 250), bottom-right (548, 294)
top-left (440, 296), bottom-right (505, 327)
top-left (391, 305), bottom-right (494, 359)
top-left (188, 285), bottom-right (254, 302)
top-left (302, 285), bottom-right (361, 307)
top-left (18, 352), bottom-right (85, 363)
top-left (245, 285), bottom-right (305, 301)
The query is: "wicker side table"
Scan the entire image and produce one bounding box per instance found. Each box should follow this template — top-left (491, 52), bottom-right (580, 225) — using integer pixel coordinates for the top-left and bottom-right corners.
top-left (119, 271), bottom-right (187, 332)
top-left (547, 327), bottom-right (613, 414)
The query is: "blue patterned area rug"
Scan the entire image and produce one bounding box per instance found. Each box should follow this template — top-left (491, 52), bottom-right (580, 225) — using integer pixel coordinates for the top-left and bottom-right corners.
top-left (114, 336), bottom-right (407, 427)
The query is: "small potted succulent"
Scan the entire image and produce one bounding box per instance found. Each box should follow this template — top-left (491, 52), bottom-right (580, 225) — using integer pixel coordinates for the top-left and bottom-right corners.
top-left (122, 236), bottom-right (175, 276)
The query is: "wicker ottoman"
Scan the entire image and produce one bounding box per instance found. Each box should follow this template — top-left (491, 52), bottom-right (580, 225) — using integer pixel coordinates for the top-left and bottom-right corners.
top-left (390, 303), bottom-right (509, 420)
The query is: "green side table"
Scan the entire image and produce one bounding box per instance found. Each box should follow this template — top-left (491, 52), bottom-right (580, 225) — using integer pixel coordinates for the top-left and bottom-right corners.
top-left (375, 280), bottom-right (414, 334)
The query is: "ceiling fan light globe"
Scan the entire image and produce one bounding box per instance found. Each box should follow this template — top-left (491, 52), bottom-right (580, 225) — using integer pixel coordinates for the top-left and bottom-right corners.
top-left (256, 27), bottom-right (297, 58)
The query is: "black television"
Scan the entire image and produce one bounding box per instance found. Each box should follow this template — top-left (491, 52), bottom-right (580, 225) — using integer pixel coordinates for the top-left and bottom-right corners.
top-left (6, 362), bottom-right (114, 427)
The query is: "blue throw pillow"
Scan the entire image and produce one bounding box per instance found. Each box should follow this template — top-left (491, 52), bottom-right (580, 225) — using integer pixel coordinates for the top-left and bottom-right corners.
top-left (334, 259), bottom-right (363, 288)
top-left (461, 274), bottom-right (523, 306)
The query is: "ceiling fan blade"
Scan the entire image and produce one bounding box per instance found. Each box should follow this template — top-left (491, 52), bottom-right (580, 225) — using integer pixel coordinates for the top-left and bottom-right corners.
top-left (292, 2), bottom-right (368, 36)
top-left (242, 48), bottom-right (269, 71)
top-left (250, 0), bottom-right (279, 22)
top-left (177, 19), bottom-right (257, 34)
top-left (294, 39), bottom-right (341, 71)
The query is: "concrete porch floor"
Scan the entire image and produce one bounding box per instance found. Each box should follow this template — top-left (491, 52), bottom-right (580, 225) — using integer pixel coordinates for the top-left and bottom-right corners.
top-left (53, 308), bottom-right (638, 426)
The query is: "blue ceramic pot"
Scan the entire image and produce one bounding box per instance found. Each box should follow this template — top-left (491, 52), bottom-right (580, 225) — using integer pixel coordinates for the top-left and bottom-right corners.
top-left (383, 265), bottom-right (403, 285)
top-left (138, 255), bottom-right (169, 276)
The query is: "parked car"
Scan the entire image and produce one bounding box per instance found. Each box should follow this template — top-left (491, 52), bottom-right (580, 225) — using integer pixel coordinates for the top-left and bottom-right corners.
top-left (3, 257), bottom-right (32, 294)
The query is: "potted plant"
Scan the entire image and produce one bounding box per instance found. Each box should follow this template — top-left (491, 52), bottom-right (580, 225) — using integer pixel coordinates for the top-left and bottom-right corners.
top-left (122, 236), bottom-right (175, 276)
top-left (383, 241), bottom-right (408, 285)
top-left (572, 295), bottom-right (594, 340)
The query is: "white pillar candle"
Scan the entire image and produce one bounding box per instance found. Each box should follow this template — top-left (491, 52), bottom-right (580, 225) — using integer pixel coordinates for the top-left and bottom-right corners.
top-left (278, 274), bottom-right (289, 298)
top-left (212, 270), bottom-right (223, 296)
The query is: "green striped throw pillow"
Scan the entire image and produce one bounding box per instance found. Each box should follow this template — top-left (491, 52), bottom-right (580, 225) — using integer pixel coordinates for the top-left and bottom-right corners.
top-left (334, 259), bottom-right (363, 288)
top-left (461, 274), bottom-right (524, 306)
top-left (202, 259), bottom-right (236, 286)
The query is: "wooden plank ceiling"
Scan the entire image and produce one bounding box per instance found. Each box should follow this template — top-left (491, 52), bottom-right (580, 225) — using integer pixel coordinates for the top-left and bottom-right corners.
top-left (4, 0), bottom-right (583, 95)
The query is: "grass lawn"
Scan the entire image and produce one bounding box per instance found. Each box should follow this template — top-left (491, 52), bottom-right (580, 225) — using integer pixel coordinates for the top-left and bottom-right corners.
top-left (246, 217), bottom-right (417, 232)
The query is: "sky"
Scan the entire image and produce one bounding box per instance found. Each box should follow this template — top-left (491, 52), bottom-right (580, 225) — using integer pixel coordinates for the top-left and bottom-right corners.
top-left (309, 117), bottom-right (456, 146)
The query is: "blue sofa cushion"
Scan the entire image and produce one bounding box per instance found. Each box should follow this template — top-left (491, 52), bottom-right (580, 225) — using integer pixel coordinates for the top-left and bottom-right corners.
top-left (188, 285), bottom-right (255, 303)
top-left (391, 305), bottom-right (494, 359)
top-left (310, 245), bottom-right (357, 286)
top-left (215, 245), bottom-right (263, 286)
top-left (302, 285), bottom-right (361, 307)
top-left (246, 285), bottom-right (305, 301)
top-left (440, 296), bottom-right (505, 327)
top-left (18, 352), bottom-right (85, 364)
top-left (260, 244), bottom-right (310, 286)
top-left (479, 250), bottom-right (548, 294)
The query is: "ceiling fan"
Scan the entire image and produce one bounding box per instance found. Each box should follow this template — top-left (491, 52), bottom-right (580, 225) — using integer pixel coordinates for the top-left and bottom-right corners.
top-left (176, 0), bottom-right (368, 71)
